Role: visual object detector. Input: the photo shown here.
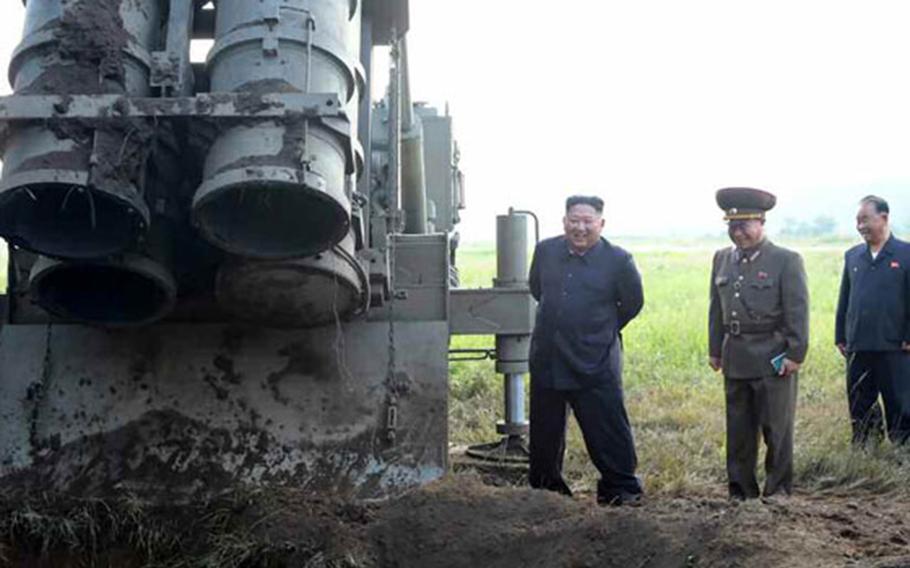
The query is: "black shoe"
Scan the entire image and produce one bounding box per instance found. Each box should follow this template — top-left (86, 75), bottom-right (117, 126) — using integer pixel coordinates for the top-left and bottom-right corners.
top-left (597, 491), bottom-right (643, 507)
top-left (531, 478), bottom-right (573, 498)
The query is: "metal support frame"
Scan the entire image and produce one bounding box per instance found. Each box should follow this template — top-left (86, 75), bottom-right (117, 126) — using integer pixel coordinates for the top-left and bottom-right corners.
top-left (0, 92), bottom-right (345, 122)
top-left (0, 92), bottom-right (358, 168)
top-left (448, 288), bottom-right (534, 335)
top-left (386, 30), bottom-right (403, 235)
top-left (151, 0), bottom-right (196, 95)
top-left (452, 209), bottom-right (537, 465)
top-left (398, 34), bottom-right (428, 235)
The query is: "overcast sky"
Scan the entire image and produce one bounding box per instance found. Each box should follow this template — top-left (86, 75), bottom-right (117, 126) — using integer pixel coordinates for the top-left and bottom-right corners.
top-left (4, 1), bottom-right (910, 242)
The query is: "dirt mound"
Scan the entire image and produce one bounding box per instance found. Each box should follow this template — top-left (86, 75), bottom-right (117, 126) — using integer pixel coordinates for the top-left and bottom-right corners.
top-left (2, 475), bottom-right (909, 567)
top-left (367, 478), bottom-right (910, 567)
top-left (371, 481), bottom-right (709, 568)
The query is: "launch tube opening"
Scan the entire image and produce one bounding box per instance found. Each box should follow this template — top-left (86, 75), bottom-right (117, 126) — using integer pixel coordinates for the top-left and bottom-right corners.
top-left (29, 256), bottom-right (177, 326)
top-left (193, 176), bottom-right (350, 259)
top-left (0, 181), bottom-right (147, 260)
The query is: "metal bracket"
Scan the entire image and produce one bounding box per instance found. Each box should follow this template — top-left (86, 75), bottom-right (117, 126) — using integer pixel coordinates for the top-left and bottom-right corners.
top-left (0, 93), bottom-right (348, 147)
top-left (449, 288), bottom-right (535, 336)
top-left (448, 348), bottom-right (496, 362)
top-left (150, 52), bottom-right (181, 90)
top-left (0, 93), bottom-right (359, 194)
top-left (262, 0), bottom-right (282, 25)
top-left (262, 35), bottom-right (280, 57)
top-left (0, 93), bottom-right (345, 121)
top-left (358, 248), bottom-right (390, 307)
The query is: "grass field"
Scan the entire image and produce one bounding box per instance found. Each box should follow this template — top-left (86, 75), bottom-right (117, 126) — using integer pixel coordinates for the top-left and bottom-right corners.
top-left (450, 239), bottom-right (910, 496)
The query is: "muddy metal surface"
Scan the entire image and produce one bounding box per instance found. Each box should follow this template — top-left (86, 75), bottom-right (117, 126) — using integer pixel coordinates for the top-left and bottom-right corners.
top-left (18, 0), bottom-right (133, 96)
top-left (54, 0), bottom-right (132, 91)
top-left (0, 322), bottom-right (449, 500)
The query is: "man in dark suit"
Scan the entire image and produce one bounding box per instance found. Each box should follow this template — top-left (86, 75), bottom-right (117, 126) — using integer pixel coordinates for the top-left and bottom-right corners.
top-left (836, 195), bottom-right (910, 445)
top-left (708, 187), bottom-right (809, 500)
top-left (528, 195), bottom-right (644, 506)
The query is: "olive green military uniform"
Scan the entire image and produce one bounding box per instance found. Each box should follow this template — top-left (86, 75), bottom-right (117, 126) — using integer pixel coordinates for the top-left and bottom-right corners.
top-left (708, 188), bottom-right (810, 499)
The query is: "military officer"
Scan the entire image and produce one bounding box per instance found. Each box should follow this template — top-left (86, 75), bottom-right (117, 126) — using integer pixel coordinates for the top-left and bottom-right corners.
top-left (708, 187), bottom-right (810, 500)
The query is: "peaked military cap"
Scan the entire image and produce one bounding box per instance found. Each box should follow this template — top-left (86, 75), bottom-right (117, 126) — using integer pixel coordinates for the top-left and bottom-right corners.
top-left (716, 187), bottom-right (777, 221)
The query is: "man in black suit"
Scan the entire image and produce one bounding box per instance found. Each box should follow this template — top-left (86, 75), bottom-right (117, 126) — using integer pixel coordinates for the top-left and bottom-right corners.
top-left (528, 195), bottom-right (644, 506)
top-left (836, 195), bottom-right (910, 444)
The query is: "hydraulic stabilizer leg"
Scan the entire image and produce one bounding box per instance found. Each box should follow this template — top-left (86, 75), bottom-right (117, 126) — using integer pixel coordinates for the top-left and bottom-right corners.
top-left (466, 209), bottom-right (535, 463)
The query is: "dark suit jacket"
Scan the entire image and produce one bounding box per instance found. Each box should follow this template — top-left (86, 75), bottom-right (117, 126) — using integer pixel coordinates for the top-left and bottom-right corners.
top-left (836, 235), bottom-right (910, 352)
top-left (529, 236), bottom-right (643, 390)
top-left (709, 240), bottom-right (809, 379)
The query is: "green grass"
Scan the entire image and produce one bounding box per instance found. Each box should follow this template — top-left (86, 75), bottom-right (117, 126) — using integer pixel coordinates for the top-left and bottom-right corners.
top-left (450, 240), bottom-right (910, 495)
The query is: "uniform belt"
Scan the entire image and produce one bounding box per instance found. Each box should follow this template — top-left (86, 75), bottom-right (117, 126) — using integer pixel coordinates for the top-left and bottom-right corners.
top-left (724, 321), bottom-right (779, 336)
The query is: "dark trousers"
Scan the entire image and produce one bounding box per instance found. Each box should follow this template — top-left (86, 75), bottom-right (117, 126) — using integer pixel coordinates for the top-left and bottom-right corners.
top-left (528, 378), bottom-right (642, 499)
top-left (725, 374), bottom-right (797, 499)
top-left (847, 351), bottom-right (910, 444)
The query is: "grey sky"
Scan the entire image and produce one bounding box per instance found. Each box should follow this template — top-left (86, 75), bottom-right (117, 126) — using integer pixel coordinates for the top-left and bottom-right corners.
top-left (402, 1), bottom-right (910, 241)
top-left (3, 1), bottom-right (910, 242)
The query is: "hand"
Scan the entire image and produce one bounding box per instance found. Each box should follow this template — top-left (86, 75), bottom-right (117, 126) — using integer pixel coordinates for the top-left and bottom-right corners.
top-left (902, 342), bottom-right (910, 353)
top-left (837, 343), bottom-right (848, 358)
top-left (779, 358), bottom-right (801, 377)
top-left (709, 356), bottom-right (722, 372)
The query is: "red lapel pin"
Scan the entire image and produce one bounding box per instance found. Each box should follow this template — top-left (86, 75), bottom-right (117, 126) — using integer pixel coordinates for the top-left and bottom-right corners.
top-left (891, 261), bottom-right (900, 269)
top-left (758, 271), bottom-right (769, 279)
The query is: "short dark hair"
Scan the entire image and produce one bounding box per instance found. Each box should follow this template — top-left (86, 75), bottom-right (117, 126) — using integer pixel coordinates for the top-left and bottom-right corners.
top-left (565, 195), bottom-right (604, 214)
top-left (860, 195), bottom-right (890, 214)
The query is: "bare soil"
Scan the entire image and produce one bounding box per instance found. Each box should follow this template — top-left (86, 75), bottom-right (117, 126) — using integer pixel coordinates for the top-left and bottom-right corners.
top-left (358, 476), bottom-right (910, 568)
top-left (4, 473), bottom-right (910, 567)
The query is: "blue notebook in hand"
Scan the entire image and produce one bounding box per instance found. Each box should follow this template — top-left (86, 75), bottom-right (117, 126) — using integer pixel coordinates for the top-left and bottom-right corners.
top-left (771, 352), bottom-right (787, 374)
